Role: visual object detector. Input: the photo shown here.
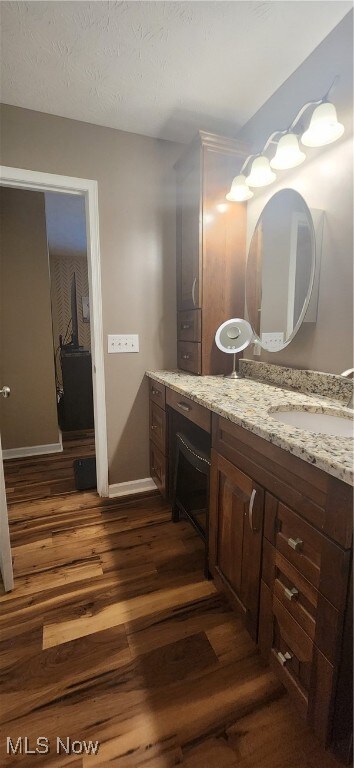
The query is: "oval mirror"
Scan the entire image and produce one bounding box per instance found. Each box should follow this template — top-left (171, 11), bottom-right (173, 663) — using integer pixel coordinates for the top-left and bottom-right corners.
top-left (245, 189), bottom-right (316, 352)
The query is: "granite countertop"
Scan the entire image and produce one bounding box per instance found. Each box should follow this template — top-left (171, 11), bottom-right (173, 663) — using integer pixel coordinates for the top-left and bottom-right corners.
top-left (146, 368), bottom-right (354, 486)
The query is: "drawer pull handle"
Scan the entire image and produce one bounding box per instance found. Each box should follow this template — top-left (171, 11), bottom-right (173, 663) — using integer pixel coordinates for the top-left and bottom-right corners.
top-left (192, 277), bottom-right (197, 307)
top-left (151, 388), bottom-right (160, 396)
top-left (277, 651), bottom-right (292, 666)
top-left (284, 586), bottom-right (299, 601)
top-left (288, 537), bottom-right (303, 551)
top-left (151, 424), bottom-right (158, 430)
top-left (181, 323), bottom-right (192, 330)
top-left (248, 489), bottom-right (257, 532)
top-left (177, 402), bottom-right (191, 413)
top-left (182, 354), bottom-right (190, 360)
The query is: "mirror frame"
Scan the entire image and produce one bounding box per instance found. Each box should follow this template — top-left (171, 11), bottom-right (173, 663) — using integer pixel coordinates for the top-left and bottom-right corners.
top-left (245, 188), bottom-right (317, 351)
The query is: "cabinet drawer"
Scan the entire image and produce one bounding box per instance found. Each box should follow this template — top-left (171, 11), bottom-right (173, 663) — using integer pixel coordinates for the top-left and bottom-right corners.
top-left (149, 378), bottom-right (166, 409)
top-left (149, 402), bottom-right (166, 453)
top-left (264, 494), bottom-right (350, 612)
top-left (259, 581), bottom-right (335, 745)
top-left (150, 441), bottom-right (166, 497)
top-left (166, 388), bottom-right (211, 433)
top-left (262, 538), bottom-right (340, 661)
top-left (259, 580), bottom-right (313, 717)
top-left (177, 341), bottom-right (202, 374)
top-left (177, 310), bottom-right (202, 342)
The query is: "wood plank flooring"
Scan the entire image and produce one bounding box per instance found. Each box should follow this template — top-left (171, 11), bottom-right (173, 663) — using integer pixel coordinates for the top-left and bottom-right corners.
top-left (0, 435), bottom-right (341, 767)
top-left (3, 430), bottom-right (95, 504)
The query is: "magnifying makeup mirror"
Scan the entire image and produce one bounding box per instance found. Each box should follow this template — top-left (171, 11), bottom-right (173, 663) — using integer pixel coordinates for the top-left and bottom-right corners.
top-left (215, 318), bottom-right (254, 379)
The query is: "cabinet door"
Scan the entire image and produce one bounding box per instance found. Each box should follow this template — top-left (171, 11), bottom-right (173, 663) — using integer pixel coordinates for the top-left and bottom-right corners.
top-left (177, 157), bottom-right (202, 311)
top-left (209, 450), bottom-right (264, 640)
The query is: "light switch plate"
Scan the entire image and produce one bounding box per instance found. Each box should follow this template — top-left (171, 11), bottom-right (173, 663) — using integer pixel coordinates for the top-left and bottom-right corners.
top-left (108, 334), bottom-right (139, 353)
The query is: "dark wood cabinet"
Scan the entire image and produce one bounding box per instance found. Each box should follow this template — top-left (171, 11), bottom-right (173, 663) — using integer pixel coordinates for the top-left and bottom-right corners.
top-left (209, 450), bottom-right (264, 640)
top-left (148, 379), bottom-right (167, 497)
top-left (147, 378), bottom-right (353, 759)
top-left (175, 131), bottom-right (247, 375)
top-left (211, 412), bottom-right (352, 752)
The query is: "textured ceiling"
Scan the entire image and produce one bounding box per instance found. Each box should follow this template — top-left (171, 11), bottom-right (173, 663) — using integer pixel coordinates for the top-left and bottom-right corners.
top-left (1, 1), bottom-right (352, 143)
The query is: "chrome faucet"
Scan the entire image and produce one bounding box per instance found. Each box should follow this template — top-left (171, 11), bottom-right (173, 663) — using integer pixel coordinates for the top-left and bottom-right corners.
top-left (341, 368), bottom-right (354, 408)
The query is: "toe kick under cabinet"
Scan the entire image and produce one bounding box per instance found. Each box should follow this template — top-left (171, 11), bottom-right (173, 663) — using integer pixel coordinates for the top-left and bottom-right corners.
top-left (210, 414), bottom-right (352, 759)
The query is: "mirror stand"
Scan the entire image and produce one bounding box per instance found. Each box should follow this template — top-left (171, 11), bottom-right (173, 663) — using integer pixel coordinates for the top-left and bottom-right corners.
top-left (225, 353), bottom-right (243, 379)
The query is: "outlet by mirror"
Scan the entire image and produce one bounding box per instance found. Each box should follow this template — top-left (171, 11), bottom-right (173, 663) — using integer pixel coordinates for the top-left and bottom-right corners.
top-left (245, 188), bottom-right (316, 352)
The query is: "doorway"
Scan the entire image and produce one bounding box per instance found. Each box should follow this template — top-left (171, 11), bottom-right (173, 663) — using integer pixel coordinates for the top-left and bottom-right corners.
top-left (0, 165), bottom-right (108, 591)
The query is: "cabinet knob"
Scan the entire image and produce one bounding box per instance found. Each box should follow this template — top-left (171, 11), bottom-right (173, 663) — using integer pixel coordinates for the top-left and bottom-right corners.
top-left (151, 388), bottom-right (160, 396)
top-left (283, 586), bottom-right (299, 601)
top-left (182, 354), bottom-right (190, 360)
top-left (277, 651), bottom-right (292, 666)
top-left (287, 537), bottom-right (303, 551)
top-left (151, 424), bottom-right (157, 430)
top-left (181, 323), bottom-right (192, 330)
top-left (277, 651), bottom-right (292, 667)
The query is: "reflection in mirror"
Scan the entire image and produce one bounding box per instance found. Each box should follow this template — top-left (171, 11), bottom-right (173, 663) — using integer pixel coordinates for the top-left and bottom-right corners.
top-left (246, 189), bottom-right (315, 352)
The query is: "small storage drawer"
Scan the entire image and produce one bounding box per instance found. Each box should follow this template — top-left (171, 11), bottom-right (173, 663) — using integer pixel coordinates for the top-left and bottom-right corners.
top-left (259, 580), bottom-right (313, 718)
top-left (177, 310), bottom-right (202, 342)
top-left (259, 580), bottom-right (335, 742)
top-left (262, 538), bottom-right (340, 661)
top-left (264, 493), bottom-right (350, 612)
top-left (150, 441), bottom-right (166, 497)
top-left (149, 401), bottom-right (166, 453)
top-left (149, 378), bottom-right (166, 409)
top-left (262, 537), bottom-right (317, 641)
top-left (166, 388), bottom-right (211, 433)
top-left (177, 341), bottom-right (202, 374)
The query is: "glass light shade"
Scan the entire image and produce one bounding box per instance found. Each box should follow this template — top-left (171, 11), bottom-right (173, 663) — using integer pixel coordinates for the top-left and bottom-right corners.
top-left (225, 174), bottom-right (253, 202)
top-left (270, 133), bottom-right (306, 170)
top-left (301, 101), bottom-right (344, 147)
top-left (246, 156), bottom-right (276, 188)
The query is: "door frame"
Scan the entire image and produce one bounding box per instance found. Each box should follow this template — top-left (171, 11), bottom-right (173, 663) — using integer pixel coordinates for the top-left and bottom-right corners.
top-left (0, 165), bottom-right (109, 497)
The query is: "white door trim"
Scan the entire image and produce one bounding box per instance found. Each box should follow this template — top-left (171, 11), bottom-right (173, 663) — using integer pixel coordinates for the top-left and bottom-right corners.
top-left (0, 165), bottom-right (109, 497)
top-left (0, 435), bottom-right (14, 591)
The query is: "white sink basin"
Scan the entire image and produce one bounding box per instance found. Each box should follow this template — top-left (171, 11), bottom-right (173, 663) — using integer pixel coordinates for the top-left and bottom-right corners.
top-left (269, 408), bottom-right (354, 438)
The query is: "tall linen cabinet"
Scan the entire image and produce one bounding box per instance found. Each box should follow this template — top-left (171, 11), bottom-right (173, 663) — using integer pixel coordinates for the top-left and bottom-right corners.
top-left (175, 131), bottom-right (247, 375)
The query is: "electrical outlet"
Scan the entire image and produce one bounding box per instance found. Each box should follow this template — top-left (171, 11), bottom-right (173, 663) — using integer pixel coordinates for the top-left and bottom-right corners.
top-left (108, 334), bottom-right (139, 353)
top-left (261, 332), bottom-right (284, 351)
top-left (253, 341), bottom-right (262, 356)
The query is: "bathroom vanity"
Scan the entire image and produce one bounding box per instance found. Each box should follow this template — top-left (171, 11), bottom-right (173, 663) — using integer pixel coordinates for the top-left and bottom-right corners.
top-left (146, 362), bottom-right (353, 761)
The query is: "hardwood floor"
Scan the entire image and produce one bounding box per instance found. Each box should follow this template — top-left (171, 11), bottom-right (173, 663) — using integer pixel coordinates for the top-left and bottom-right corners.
top-left (0, 436), bottom-right (341, 767)
top-left (3, 430), bottom-right (95, 504)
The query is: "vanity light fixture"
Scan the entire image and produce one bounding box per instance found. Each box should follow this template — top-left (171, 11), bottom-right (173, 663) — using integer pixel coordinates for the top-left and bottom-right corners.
top-left (270, 133), bottom-right (306, 170)
top-left (301, 101), bottom-right (344, 147)
top-left (225, 77), bottom-right (344, 202)
top-left (246, 155), bottom-right (276, 188)
top-left (226, 174), bottom-right (254, 202)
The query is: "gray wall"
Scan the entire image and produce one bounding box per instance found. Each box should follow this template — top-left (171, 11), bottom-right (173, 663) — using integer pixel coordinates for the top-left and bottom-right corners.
top-left (0, 107), bottom-right (181, 484)
top-left (238, 11), bottom-right (353, 374)
top-left (0, 187), bottom-right (59, 451)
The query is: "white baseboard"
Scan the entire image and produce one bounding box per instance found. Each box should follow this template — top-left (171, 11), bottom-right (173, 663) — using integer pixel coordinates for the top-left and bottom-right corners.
top-left (3, 441), bottom-right (63, 460)
top-left (108, 477), bottom-right (157, 499)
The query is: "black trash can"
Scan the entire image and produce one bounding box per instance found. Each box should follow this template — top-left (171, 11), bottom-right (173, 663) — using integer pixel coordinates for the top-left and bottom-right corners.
top-left (73, 457), bottom-right (96, 490)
